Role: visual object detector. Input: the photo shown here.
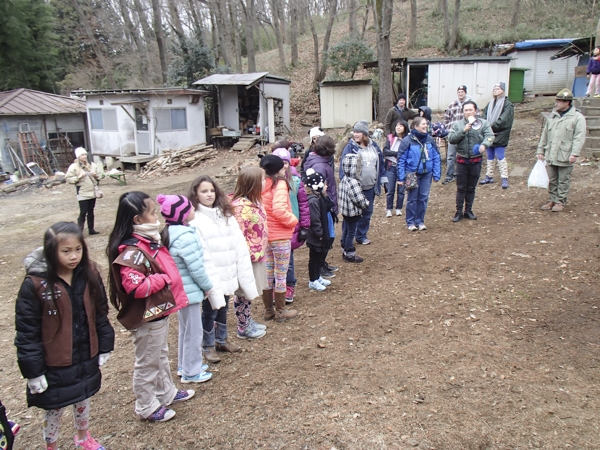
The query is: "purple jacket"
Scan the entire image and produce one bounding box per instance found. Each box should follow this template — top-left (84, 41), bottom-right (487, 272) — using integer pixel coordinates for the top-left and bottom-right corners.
top-left (290, 168), bottom-right (311, 250)
top-left (587, 57), bottom-right (600, 75)
top-left (304, 152), bottom-right (338, 214)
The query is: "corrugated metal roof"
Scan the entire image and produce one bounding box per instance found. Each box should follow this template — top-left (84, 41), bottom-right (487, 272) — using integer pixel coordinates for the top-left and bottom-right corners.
top-left (0, 88), bottom-right (86, 115)
top-left (70, 87), bottom-right (213, 96)
top-left (193, 72), bottom-right (290, 86)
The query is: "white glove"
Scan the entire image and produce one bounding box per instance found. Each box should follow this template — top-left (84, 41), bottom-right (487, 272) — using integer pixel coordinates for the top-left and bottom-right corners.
top-left (27, 375), bottom-right (48, 395)
top-left (98, 353), bottom-right (111, 366)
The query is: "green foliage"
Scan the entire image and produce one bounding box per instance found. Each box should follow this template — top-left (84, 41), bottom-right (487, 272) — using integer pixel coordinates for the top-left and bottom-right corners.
top-left (325, 38), bottom-right (375, 80)
top-left (0, 0), bottom-right (59, 92)
top-left (168, 35), bottom-right (214, 87)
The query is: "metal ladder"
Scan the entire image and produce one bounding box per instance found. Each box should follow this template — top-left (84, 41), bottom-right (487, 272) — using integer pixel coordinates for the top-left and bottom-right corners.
top-left (18, 124), bottom-right (52, 175)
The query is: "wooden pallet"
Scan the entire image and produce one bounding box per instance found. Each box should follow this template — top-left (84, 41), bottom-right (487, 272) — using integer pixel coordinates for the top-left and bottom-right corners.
top-left (231, 137), bottom-right (257, 152)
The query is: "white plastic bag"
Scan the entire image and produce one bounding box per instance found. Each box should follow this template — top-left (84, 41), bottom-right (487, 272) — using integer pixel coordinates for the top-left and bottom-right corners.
top-left (528, 159), bottom-right (549, 189)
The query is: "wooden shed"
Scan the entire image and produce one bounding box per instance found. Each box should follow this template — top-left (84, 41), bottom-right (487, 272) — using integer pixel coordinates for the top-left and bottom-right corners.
top-left (319, 80), bottom-right (373, 129)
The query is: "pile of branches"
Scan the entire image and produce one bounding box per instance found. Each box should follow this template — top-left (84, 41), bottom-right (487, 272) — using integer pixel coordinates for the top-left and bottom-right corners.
top-left (139, 143), bottom-right (217, 178)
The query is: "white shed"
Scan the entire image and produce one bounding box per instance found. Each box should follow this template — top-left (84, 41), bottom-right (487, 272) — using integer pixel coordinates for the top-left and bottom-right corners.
top-left (319, 80), bottom-right (373, 128)
top-left (501, 39), bottom-right (579, 95)
top-left (193, 72), bottom-right (291, 143)
top-left (404, 57), bottom-right (512, 111)
top-left (70, 88), bottom-right (210, 159)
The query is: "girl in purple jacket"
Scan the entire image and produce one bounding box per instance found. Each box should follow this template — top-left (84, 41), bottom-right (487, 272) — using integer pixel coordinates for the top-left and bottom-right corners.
top-left (272, 147), bottom-right (310, 304)
top-left (586, 47), bottom-right (600, 98)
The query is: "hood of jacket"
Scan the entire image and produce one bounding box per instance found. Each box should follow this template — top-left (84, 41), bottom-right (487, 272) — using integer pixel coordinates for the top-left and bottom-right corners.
top-left (24, 247), bottom-right (47, 276)
top-left (305, 152), bottom-right (331, 167)
top-left (167, 224), bottom-right (196, 243)
top-left (342, 153), bottom-right (362, 180)
top-left (419, 106), bottom-right (432, 121)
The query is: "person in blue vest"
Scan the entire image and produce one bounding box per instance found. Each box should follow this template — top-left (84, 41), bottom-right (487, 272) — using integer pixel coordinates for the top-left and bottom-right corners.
top-left (396, 117), bottom-right (441, 231)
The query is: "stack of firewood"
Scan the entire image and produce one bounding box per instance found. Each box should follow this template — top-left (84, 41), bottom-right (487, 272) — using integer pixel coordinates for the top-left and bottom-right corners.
top-left (139, 143), bottom-right (217, 178)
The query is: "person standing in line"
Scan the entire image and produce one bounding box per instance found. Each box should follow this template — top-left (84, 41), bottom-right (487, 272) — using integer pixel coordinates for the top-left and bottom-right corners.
top-left (480, 82), bottom-right (515, 189)
top-left (382, 119), bottom-right (408, 217)
top-left (442, 86), bottom-right (471, 185)
top-left (65, 147), bottom-right (103, 235)
top-left (384, 94), bottom-right (418, 135)
top-left (16, 222), bottom-right (114, 449)
top-left (339, 120), bottom-right (386, 246)
top-left (537, 89), bottom-right (586, 212)
top-left (448, 101), bottom-right (495, 222)
top-left (586, 47), bottom-right (600, 98)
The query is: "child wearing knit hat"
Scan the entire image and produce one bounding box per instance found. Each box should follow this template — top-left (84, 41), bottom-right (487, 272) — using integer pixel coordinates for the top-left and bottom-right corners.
top-left (157, 194), bottom-right (224, 382)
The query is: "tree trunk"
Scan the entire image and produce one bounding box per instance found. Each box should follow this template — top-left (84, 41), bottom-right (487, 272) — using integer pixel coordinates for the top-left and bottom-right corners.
top-left (408, 0), bottom-right (417, 48)
top-left (209, 7), bottom-right (221, 63)
top-left (151, 0), bottom-right (168, 84)
top-left (132, 0), bottom-right (155, 43)
top-left (69, 0), bottom-right (118, 88)
top-left (510, 0), bottom-right (520, 28)
top-left (270, 0), bottom-right (285, 70)
top-left (361, 3), bottom-right (370, 39)
top-left (447, 0), bottom-right (460, 51)
top-left (374, 0), bottom-right (393, 121)
top-left (214, 0), bottom-right (233, 67)
top-left (316, 0), bottom-right (338, 83)
top-left (596, 17), bottom-right (600, 49)
top-left (307, 5), bottom-right (320, 91)
top-left (229, 0), bottom-right (242, 72)
top-left (442, 0), bottom-right (449, 44)
top-left (290, 0), bottom-right (299, 66)
top-left (186, 0), bottom-right (204, 36)
top-left (241, 0), bottom-right (257, 72)
top-left (118, 0), bottom-right (151, 86)
top-left (349, 0), bottom-right (357, 38)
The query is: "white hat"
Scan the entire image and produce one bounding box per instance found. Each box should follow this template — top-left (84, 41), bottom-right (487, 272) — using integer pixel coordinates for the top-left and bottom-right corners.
top-left (75, 147), bottom-right (87, 158)
top-left (309, 127), bottom-right (324, 140)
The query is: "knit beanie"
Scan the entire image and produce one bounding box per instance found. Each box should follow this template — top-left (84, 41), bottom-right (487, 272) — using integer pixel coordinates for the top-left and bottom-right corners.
top-left (353, 120), bottom-right (369, 136)
top-left (75, 147), bottom-right (87, 158)
top-left (156, 194), bottom-right (193, 224)
top-left (494, 82), bottom-right (506, 92)
top-left (259, 154), bottom-right (285, 176)
top-left (272, 148), bottom-right (291, 163)
top-left (397, 93), bottom-right (407, 102)
top-left (457, 85), bottom-right (467, 93)
top-left (309, 127), bottom-right (325, 140)
top-left (305, 168), bottom-right (325, 193)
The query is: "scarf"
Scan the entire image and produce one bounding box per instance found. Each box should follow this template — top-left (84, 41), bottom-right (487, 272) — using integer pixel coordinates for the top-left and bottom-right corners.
top-left (486, 96), bottom-right (505, 125)
top-left (133, 220), bottom-right (162, 244)
top-left (411, 129), bottom-right (429, 144)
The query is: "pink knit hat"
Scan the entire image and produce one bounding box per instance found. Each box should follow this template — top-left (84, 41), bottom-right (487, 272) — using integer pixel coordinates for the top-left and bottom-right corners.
top-left (156, 194), bottom-right (193, 224)
top-left (272, 148), bottom-right (291, 163)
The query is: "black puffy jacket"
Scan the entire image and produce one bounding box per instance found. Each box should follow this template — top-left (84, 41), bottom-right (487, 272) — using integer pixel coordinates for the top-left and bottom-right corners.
top-left (15, 250), bottom-right (114, 410)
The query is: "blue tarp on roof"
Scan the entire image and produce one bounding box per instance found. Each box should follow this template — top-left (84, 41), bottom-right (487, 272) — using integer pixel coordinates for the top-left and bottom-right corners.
top-left (514, 39), bottom-right (575, 50)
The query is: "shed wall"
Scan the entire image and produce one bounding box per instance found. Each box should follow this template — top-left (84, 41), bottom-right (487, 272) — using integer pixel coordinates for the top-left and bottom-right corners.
top-left (320, 85), bottom-right (372, 128)
top-left (509, 49), bottom-right (577, 94)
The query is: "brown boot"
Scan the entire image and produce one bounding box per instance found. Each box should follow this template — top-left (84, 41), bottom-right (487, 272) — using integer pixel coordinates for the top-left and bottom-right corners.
top-left (203, 346), bottom-right (221, 363)
top-left (274, 291), bottom-right (297, 322)
top-left (541, 201), bottom-right (555, 211)
top-left (551, 203), bottom-right (564, 212)
top-left (216, 340), bottom-right (241, 353)
top-left (262, 289), bottom-right (275, 321)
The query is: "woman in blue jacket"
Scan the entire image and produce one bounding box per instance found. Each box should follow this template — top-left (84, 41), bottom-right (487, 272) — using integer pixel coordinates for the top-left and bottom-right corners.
top-left (397, 117), bottom-right (441, 231)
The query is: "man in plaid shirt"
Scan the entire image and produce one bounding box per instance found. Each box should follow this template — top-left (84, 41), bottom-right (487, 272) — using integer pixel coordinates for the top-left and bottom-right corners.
top-left (442, 85), bottom-right (471, 184)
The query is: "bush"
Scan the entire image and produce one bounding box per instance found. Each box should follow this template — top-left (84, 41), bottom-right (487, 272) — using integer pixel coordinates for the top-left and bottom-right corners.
top-left (325, 37), bottom-right (375, 80)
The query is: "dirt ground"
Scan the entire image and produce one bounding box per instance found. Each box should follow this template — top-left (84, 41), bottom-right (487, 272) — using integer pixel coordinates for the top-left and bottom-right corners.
top-left (1, 100), bottom-right (599, 449)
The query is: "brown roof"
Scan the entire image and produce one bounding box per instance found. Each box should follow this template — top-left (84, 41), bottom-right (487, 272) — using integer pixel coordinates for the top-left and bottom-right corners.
top-left (0, 88), bottom-right (86, 116)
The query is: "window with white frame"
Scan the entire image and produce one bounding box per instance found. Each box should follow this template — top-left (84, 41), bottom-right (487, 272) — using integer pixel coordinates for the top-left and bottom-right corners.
top-left (155, 108), bottom-right (187, 131)
top-left (89, 109), bottom-right (118, 131)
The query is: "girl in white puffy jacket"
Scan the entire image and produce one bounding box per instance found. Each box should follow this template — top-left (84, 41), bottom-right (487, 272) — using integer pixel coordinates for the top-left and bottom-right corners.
top-left (188, 175), bottom-right (259, 363)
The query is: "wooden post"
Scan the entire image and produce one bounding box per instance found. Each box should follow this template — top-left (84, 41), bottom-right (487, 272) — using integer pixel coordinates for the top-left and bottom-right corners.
top-left (596, 18), bottom-right (600, 49)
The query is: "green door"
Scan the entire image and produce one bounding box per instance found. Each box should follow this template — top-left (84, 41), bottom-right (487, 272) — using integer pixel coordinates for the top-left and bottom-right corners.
top-left (509, 68), bottom-right (528, 103)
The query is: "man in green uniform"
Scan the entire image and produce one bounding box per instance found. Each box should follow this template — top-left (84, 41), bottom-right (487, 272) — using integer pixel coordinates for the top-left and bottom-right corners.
top-left (536, 89), bottom-right (586, 212)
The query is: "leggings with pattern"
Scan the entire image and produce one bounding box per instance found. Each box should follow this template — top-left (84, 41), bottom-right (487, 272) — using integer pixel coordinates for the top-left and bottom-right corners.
top-left (43, 398), bottom-right (90, 443)
top-left (265, 239), bottom-right (292, 293)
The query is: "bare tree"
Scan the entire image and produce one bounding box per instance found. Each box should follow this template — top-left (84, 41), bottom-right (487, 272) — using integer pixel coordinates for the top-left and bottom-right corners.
top-left (447, 0), bottom-right (460, 51)
top-left (118, 0), bottom-right (151, 85)
top-left (269, 0), bottom-right (286, 70)
top-left (372, 0), bottom-right (393, 120)
top-left (349, 0), bottom-right (357, 38)
top-left (240, 0), bottom-right (257, 71)
top-left (441, 0), bottom-right (449, 44)
top-left (228, 0), bottom-right (243, 72)
top-left (510, 0), bottom-right (520, 27)
top-left (290, 0), bottom-right (299, 66)
top-left (151, 0), bottom-right (168, 84)
top-left (408, 0), bottom-right (417, 48)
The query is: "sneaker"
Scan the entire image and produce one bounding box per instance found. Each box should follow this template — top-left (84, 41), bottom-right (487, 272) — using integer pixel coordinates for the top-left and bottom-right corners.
top-left (441, 177), bottom-right (453, 185)
top-left (540, 201), bottom-right (555, 211)
top-left (171, 389), bottom-right (195, 404)
top-left (181, 371), bottom-right (212, 383)
top-left (343, 253), bottom-right (364, 263)
top-left (594, 94), bottom-right (600, 98)
top-left (395, 209), bottom-right (402, 216)
top-left (418, 224), bottom-right (427, 231)
top-left (285, 285), bottom-right (295, 303)
top-left (501, 178), bottom-right (509, 189)
top-left (177, 367), bottom-right (182, 377)
top-left (479, 176), bottom-right (494, 185)
top-left (308, 280), bottom-right (326, 291)
top-left (551, 203), bottom-right (564, 212)
top-left (146, 406), bottom-right (176, 422)
top-left (320, 267), bottom-right (336, 278)
top-left (237, 322), bottom-right (266, 339)
top-left (179, 364), bottom-right (208, 376)
top-left (408, 225), bottom-right (417, 231)
top-left (249, 318), bottom-right (266, 331)
top-left (74, 431), bottom-right (105, 449)
top-left (357, 239), bottom-right (371, 245)
top-left (385, 210), bottom-right (392, 217)
top-left (318, 277), bottom-right (332, 286)
top-left (325, 262), bottom-right (338, 272)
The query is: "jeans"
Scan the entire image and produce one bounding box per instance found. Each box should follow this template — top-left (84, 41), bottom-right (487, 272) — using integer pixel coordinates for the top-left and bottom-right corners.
top-left (77, 198), bottom-right (96, 231)
top-left (341, 215), bottom-right (360, 253)
top-left (385, 166), bottom-right (405, 210)
top-left (308, 247), bottom-right (327, 282)
top-left (356, 187), bottom-right (375, 243)
top-left (446, 143), bottom-right (457, 179)
top-left (455, 161), bottom-right (482, 212)
top-left (285, 250), bottom-right (296, 286)
top-left (405, 172), bottom-right (433, 227)
top-left (202, 295), bottom-right (229, 348)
